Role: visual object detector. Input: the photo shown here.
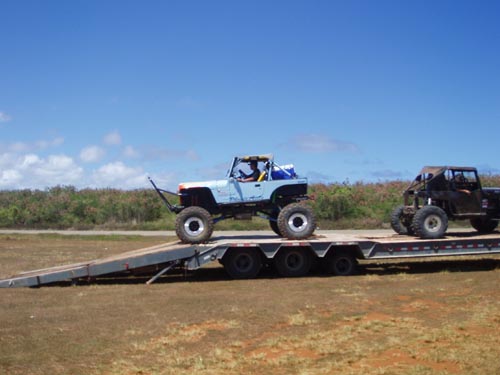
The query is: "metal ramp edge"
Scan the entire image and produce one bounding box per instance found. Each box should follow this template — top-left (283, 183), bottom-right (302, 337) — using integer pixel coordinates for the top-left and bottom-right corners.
top-left (0, 241), bottom-right (215, 288)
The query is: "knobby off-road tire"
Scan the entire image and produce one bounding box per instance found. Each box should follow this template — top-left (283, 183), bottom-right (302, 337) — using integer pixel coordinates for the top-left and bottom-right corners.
top-left (269, 220), bottom-right (282, 236)
top-left (470, 217), bottom-right (498, 233)
top-left (277, 203), bottom-right (316, 240)
top-left (390, 205), bottom-right (414, 235)
top-left (269, 209), bottom-right (282, 236)
top-left (175, 206), bottom-right (214, 244)
top-left (274, 247), bottom-right (312, 277)
top-left (323, 252), bottom-right (359, 276)
top-left (411, 206), bottom-right (448, 239)
top-left (223, 248), bottom-right (262, 279)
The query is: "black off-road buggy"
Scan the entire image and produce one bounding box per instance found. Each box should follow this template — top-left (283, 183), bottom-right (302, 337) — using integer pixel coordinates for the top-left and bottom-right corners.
top-left (391, 166), bottom-right (500, 239)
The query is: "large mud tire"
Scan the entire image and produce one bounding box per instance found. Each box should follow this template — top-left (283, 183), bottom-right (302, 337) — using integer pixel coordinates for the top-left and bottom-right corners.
top-left (223, 248), bottom-right (262, 279)
top-left (274, 247), bottom-right (312, 277)
top-left (277, 203), bottom-right (316, 240)
top-left (175, 206), bottom-right (214, 244)
top-left (269, 220), bottom-right (282, 236)
top-left (390, 205), bottom-right (414, 235)
top-left (470, 217), bottom-right (498, 233)
top-left (411, 206), bottom-right (448, 239)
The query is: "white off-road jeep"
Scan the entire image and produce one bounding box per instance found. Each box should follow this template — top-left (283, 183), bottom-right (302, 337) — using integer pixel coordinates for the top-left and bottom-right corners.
top-left (150, 154), bottom-right (316, 243)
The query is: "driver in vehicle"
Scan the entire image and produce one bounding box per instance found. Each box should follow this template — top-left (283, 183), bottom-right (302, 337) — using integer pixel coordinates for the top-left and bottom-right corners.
top-left (237, 160), bottom-right (261, 182)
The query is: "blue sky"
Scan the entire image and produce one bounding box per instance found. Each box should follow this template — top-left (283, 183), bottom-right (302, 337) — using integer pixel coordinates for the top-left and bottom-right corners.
top-left (1, 0), bottom-right (500, 190)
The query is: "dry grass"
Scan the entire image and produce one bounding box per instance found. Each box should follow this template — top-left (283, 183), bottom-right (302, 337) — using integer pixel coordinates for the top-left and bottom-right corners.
top-left (0, 235), bottom-right (500, 375)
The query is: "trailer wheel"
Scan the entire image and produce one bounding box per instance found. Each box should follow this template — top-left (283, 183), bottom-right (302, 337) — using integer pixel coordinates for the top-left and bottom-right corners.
top-left (277, 203), bottom-right (316, 240)
top-left (274, 247), bottom-right (312, 277)
top-left (175, 206), bottom-right (214, 244)
top-left (411, 206), bottom-right (448, 239)
top-left (470, 217), bottom-right (498, 233)
top-left (324, 252), bottom-right (358, 276)
top-left (223, 248), bottom-right (262, 279)
top-left (390, 205), bottom-right (414, 235)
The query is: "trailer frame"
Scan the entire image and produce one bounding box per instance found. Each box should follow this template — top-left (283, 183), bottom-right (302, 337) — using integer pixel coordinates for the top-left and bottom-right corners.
top-left (1, 232), bottom-right (500, 288)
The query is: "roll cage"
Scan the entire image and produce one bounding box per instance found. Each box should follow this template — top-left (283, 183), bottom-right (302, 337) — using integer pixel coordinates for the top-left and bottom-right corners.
top-left (404, 166), bottom-right (481, 204)
top-left (228, 154), bottom-right (297, 182)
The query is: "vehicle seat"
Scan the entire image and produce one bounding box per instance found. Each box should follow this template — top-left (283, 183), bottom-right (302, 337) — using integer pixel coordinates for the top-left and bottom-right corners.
top-left (257, 162), bottom-right (271, 182)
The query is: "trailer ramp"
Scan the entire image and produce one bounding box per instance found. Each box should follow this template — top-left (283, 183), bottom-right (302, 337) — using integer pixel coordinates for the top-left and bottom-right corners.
top-left (0, 241), bottom-right (213, 288)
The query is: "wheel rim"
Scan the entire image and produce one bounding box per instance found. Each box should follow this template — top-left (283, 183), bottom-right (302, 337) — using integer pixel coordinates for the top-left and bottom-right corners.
top-left (184, 217), bottom-right (204, 236)
top-left (284, 251), bottom-right (304, 271)
top-left (234, 254), bottom-right (253, 273)
top-left (424, 214), bottom-right (442, 233)
top-left (335, 257), bottom-right (352, 275)
top-left (288, 213), bottom-right (308, 233)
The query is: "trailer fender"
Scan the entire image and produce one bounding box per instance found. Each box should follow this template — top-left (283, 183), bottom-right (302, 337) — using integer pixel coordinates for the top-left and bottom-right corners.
top-left (323, 244), bottom-right (364, 260)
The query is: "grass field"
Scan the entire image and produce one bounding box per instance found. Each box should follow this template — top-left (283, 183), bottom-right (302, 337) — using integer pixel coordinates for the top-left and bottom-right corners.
top-left (1, 234), bottom-right (500, 375)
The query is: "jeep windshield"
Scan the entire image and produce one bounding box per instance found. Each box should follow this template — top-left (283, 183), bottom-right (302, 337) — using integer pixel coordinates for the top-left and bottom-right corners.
top-left (227, 154), bottom-right (273, 178)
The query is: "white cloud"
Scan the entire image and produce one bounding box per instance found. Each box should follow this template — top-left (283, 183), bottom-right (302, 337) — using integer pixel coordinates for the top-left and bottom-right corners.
top-left (123, 145), bottom-right (140, 158)
top-left (0, 152), bottom-right (83, 189)
top-left (20, 153), bottom-right (42, 169)
top-left (0, 137), bottom-right (64, 154)
top-left (371, 169), bottom-right (403, 179)
top-left (9, 142), bottom-right (30, 153)
top-left (287, 134), bottom-right (359, 153)
top-left (185, 149), bottom-right (199, 161)
top-left (92, 162), bottom-right (148, 189)
top-left (0, 111), bottom-right (12, 123)
top-left (0, 169), bottom-right (22, 188)
top-left (306, 171), bottom-right (334, 183)
top-left (80, 145), bottom-right (105, 163)
top-left (34, 155), bottom-right (83, 181)
top-left (104, 131), bottom-right (122, 146)
top-left (144, 147), bottom-right (200, 161)
top-left (36, 137), bottom-right (64, 150)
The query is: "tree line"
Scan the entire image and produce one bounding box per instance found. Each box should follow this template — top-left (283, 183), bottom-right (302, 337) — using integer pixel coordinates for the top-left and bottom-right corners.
top-left (1, 175), bottom-right (499, 230)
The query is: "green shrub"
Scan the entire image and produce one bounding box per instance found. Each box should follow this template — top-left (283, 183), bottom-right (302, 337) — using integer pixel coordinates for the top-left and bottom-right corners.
top-left (0, 174), bottom-right (499, 230)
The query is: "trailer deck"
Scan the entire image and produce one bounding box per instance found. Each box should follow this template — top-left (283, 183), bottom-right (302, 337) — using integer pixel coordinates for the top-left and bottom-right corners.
top-left (1, 231), bottom-right (500, 287)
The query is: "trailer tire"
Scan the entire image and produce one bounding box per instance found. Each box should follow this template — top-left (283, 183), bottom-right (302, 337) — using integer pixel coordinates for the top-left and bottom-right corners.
top-left (411, 206), bottom-right (448, 239)
top-left (175, 206), bottom-right (214, 244)
top-left (223, 248), bottom-right (262, 279)
top-left (324, 252), bottom-right (358, 276)
top-left (277, 203), bottom-right (316, 240)
top-left (470, 217), bottom-right (498, 233)
top-left (390, 205), bottom-right (414, 235)
top-left (274, 247), bottom-right (312, 277)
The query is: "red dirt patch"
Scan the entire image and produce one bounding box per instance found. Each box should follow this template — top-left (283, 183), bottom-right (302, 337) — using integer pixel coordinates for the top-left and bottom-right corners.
top-left (357, 348), bottom-right (462, 374)
top-left (247, 347), bottom-right (322, 361)
top-left (400, 298), bottom-right (447, 313)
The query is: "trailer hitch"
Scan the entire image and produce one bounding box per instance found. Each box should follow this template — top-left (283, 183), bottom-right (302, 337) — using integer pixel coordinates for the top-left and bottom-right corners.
top-left (148, 177), bottom-right (184, 214)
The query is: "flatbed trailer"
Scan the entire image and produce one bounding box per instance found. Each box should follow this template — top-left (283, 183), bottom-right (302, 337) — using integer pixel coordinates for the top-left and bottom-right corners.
top-left (1, 231), bottom-right (500, 288)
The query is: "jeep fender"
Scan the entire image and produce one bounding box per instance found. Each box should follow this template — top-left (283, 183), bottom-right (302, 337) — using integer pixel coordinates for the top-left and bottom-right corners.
top-left (179, 187), bottom-right (218, 213)
top-left (271, 183), bottom-right (308, 203)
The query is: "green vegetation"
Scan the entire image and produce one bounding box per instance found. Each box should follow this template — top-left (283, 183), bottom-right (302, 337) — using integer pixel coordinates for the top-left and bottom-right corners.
top-left (1, 175), bottom-right (499, 230)
top-left (309, 180), bottom-right (408, 229)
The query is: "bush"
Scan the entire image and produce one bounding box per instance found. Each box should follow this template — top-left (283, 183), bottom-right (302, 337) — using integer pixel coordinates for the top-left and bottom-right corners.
top-left (0, 186), bottom-right (169, 230)
top-left (1, 174), bottom-right (499, 230)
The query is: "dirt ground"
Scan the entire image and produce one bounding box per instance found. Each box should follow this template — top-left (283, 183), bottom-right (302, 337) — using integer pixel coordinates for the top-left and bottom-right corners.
top-left (0, 234), bottom-right (499, 375)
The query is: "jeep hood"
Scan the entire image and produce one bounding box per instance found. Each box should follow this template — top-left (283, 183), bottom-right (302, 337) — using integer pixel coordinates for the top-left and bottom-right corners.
top-left (178, 180), bottom-right (223, 192)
